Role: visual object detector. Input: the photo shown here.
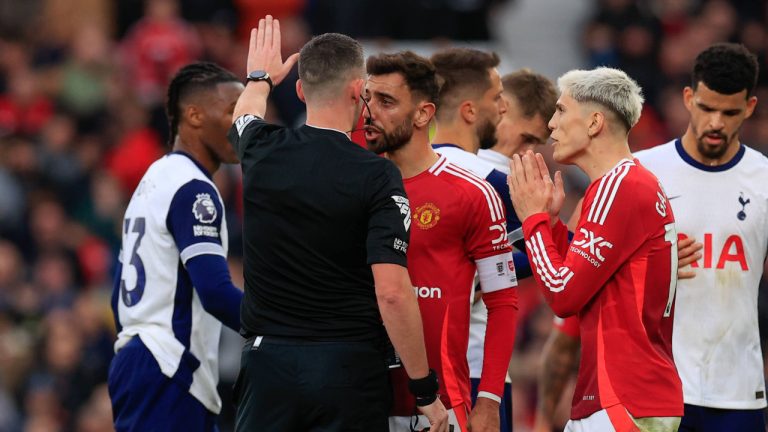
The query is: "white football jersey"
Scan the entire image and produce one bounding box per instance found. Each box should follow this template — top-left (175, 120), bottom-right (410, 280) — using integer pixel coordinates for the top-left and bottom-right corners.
top-left (635, 139), bottom-right (768, 409)
top-left (478, 149), bottom-right (511, 175)
top-left (114, 152), bottom-right (228, 414)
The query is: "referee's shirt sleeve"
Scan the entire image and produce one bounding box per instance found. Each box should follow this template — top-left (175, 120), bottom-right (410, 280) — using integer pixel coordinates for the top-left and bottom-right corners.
top-left (228, 114), bottom-right (282, 158)
top-left (366, 160), bottom-right (410, 267)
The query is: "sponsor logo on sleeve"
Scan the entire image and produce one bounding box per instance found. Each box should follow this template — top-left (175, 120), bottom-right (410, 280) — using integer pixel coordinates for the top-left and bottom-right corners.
top-left (393, 238), bottom-right (408, 253)
top-left (571, 227), bottom-right (613, 267)
top-left (489, 223), bottom-right (509, 250)
top-left (391, 195), bottom-right (411, 231)
top-left (193, 225), bottom-right (219, 238)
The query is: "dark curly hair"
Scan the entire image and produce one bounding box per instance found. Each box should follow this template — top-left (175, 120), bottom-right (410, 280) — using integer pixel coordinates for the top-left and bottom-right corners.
top-left (692, 43), bottom-right (759, 98)
top-left (365, 51), bottom-right (440, 105)
top-left (166, 62), bottom-right (239, 147)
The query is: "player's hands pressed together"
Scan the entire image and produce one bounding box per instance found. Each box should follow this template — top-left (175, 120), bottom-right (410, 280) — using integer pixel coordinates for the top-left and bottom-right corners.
top-left (417, 398), bottom-right (450, 432)
top-left (248, 15), bottom-right (299, 86)
top-left (467, 397), bottom-right (500, 432)
top-left (508, 150), bottom-right (564, 224)
top-left (677, 235), bottom-right (703, 280)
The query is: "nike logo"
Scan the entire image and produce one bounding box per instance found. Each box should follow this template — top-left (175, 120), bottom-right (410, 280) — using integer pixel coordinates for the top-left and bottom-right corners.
top-left (668, 195), bottom-right (681, 200)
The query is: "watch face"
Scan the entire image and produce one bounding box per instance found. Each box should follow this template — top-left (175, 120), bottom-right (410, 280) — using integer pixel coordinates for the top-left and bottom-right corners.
top-left (248, 70), bottom-right (269, 80)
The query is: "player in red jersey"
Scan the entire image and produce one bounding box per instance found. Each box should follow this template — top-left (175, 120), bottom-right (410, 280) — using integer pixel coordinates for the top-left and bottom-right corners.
top-left (508, 67), bottom-right (683, 432)
top-left (364, 51), bottom-right (518, 432)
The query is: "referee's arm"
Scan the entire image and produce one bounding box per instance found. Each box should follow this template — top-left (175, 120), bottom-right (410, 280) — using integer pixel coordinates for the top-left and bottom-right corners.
top-left (234, 16), bottom-right (299, 121)
top-left (372, 263), bottom-right (429, 379)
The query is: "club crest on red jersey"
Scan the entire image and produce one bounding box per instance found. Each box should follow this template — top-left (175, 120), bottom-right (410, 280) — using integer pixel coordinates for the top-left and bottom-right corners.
top-left (413, 202), bottom-right (441, 230)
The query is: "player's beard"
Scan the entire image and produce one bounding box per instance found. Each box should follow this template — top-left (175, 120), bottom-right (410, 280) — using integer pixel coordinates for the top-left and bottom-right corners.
top-left (478, 117), bottom-right (498, 150)
top-left (694, 127), bottom-right (737, 160)
top-left (366, 117), bottom-right (414, 155)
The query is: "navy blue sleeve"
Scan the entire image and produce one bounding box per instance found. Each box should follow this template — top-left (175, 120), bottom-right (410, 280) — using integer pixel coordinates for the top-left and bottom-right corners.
top-left (166, 179), bottom-right (241, 330)
top-left (486, 168), bottom-right (527, 250)
top-left (111, 260), bottom-right (123, 333)
top-left (512, 251), bottom-right (532, 279)
top-left (485, 168), bottom-right (521, 232)
top-left (185, 254), bottom-right (243, 331)
top-left (167, 179), bottom-right (225, 260)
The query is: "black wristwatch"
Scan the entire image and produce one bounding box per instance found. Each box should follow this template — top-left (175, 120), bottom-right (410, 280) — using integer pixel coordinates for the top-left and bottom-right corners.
top-left (246, 70), bottom-right (273, 92)
top-left (408, 369), bottom-right (439, 406)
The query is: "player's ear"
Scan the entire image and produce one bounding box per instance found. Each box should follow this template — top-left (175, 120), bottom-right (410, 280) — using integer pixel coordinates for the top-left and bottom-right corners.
top-left (459, 100), bottom-right (476, 124)
top-left (587, 111), bottom-right (605, 138)
top-left (414, 102), bottom-right (436, 129)
top-left (682, 86), bottom-right (694, 112)
top-left (745, 95), bottom-right (757, 119)
top-left (186, 104), bottom-right (204, 128)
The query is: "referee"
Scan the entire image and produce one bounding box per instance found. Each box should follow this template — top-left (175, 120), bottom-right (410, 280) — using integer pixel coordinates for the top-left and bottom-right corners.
top-left (228, 16), bottom-right (448, 432)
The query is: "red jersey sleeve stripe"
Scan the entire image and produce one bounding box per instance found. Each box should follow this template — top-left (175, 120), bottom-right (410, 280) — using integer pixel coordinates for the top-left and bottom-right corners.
top-left (444, 163), bottom-right (505, 221)
top-left (443, 164), bottom-right (504, 222)
top-left (587, 170), bottom-right (611, 223)
top-left (527, 231), bottom-right (565, 291)
top-left (588, 161), bottom-right (633, 225)
top-left (596, 165), bottom-right (632, 225)
top-left (588, 165), bottom-right (622, 225)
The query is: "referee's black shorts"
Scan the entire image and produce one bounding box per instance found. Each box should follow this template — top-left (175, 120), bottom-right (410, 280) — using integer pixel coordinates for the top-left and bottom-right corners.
top-left (233, 336), bottom-right (391, 432)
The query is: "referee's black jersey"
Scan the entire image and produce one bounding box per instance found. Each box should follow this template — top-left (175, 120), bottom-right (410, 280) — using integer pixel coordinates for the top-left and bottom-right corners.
top-left (229, 116), bottom-right (411, 341)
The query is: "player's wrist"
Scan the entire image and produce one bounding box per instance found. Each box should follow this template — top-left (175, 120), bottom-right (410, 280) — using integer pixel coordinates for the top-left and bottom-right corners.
top-left (476, 391), bottom-right (502, 404)
top-left (409, 368), bottom-right (439, 406)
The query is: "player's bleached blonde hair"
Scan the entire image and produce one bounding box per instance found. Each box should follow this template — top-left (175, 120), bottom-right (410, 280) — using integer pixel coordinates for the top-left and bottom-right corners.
top-left (557, 67), bottom-right (644, 132)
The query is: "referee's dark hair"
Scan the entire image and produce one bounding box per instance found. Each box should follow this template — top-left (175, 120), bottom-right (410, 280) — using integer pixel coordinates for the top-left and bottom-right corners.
top-left (298, 33), bottom-right (364, 101)
top-left (366, 51), bottom-right (440, 105)
top-left (692, 43), bottom-right (759, 98)
top-left (430, 48), bottom-right (500, 120)
top-left (166, 62), bottom-right (240, 146)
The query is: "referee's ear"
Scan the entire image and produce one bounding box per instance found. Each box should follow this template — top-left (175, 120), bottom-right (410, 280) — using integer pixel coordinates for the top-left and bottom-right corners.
top-left (296, 79), bottom-right (306, 103)
top-left (351, 78), bottom-right (364, 104)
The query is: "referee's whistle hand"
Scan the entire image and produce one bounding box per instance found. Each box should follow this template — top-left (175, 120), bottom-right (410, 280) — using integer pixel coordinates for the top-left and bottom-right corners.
top-left (248, 15), bottom-right (299, 86)
top-left (418, 398), bottom-right (449, 432)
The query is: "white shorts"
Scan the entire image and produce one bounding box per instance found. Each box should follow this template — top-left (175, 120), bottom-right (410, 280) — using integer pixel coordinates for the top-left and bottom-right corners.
top-left (389, 407), bottom-right (467, 432)
top-left (564, 405), bottom-right (680, 432)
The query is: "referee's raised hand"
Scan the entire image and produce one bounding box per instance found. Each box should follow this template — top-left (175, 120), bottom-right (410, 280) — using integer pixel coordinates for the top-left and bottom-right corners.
top-left (248, 15), bottom-right (299, 86)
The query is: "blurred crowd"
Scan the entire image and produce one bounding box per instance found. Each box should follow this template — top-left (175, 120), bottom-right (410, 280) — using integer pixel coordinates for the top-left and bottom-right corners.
top-left (0, 0), bottom-right (767, 431)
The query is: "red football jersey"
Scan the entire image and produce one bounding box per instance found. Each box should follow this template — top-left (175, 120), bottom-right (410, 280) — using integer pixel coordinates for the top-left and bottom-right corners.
top-left (391, 155), bottom-right (518, 415)
top-left (523, 158), bottom-right (683, 420)
top-left (553, 314), bottom-right (580, 339)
